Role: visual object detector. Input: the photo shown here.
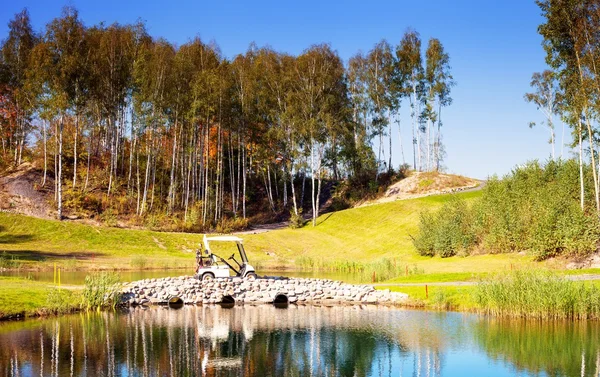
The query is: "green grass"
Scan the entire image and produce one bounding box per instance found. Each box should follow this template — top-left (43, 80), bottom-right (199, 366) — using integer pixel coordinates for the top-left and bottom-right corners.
top-left (243, 190), bottom-right (539, 275)
top-left (0, 277), bottom-right (82, 319)
top-left (386, 272), bottom-right (484, 283)
top-left (0, 189), bottom-right (572, 281)
top-left (0, 212), bottom-right (204, 270)
top-left (377, 284), bottom-right (477, 310)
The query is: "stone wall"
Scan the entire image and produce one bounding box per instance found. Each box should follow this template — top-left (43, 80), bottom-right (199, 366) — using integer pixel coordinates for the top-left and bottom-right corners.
top-left (121, 276), bottom-right (408, 306)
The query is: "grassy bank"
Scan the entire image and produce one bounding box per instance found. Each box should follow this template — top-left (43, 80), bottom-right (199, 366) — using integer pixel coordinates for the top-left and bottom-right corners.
top-left (0, 271), bottom-right (122, 320)
top-left (0, 277), bottom-right (81, 319)
top-left (241, 190), bottom-right (538, 275)
top-left (378, 271), bottom-right (600, 319)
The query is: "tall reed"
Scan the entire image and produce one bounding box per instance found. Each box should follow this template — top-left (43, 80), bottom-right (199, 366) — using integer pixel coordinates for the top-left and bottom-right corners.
top-left (295, 256), bottom-right (420, 282)
top-left (82, 272), bottom-right (122, 310)
top-left (473, 270), bottom-right (600, 319)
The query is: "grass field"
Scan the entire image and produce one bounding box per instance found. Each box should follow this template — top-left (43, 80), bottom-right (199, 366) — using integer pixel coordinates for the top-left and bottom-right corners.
top-left (1, 189), bottom-right (600, 320)
top-left (0, 190), bottom-right (569, 277)
top-left (0, 277), bottom-right (62, 319)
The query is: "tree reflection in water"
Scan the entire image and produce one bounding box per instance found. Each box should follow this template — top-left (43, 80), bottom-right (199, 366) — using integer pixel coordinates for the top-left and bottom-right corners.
top-left (474, 318), bottom-right (600, 377)
top-left (3, 305), bottom-right (597, 376)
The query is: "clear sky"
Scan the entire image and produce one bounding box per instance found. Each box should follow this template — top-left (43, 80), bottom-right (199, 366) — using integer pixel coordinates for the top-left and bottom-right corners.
top-left (0, 0), bottom-right (563, 179)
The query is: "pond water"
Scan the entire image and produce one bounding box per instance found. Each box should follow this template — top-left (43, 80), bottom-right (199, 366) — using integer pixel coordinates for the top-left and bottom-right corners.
top-left (1, 305), bottom-right (598, 376)
top-left (0, 269), bottom-right (365, 285)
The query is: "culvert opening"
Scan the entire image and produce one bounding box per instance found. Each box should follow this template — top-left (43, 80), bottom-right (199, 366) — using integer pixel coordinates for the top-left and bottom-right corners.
top-left (219, 295), bottom-right (236, 308)
top-left (168, 296), bottom-right (184, 309)
top-left (273, 294), bottom-right (289, 308)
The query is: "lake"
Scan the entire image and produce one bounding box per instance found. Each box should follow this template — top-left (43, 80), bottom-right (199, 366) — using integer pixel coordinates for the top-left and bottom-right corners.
top-left (1, 305), bottom-right (598, 376)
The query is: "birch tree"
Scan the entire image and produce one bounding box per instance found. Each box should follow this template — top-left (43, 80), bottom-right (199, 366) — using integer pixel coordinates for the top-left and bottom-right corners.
top-left (525, 70), bottom-right (560, 159)
top-left (396, 30), bottom-right (424, 171)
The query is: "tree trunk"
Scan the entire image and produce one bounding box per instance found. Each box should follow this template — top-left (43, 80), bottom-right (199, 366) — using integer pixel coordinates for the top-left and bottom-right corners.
top-left (140, 129), bottom-right (152, 216)
top-left (42, 120), bottom-right (47, 187)
top-left (242, 137), bottom-right (247, 219)
top-left (561, 122), bottom-right (565, 159)
top-left (584, 115), bottom-right (600, 213)
top-left (266, 164), bottom-right (275, 211)
top-left (57, 115), bottom-right (64, 220)
top-left (73, 114), bottom-right (78, 189)
top-left (290, 163), bottom-right (298, 215)
top-left (167, 118), bottom-right (178, 214)
top-left (388, 112), bottom-right (393, 173)
top-left (107, 116), bottom-right (114, 196)
top-left (85, 132), bottom-right (91, 192)
top-left (301, 168), bottom-right (306, 208)
top-left (397, 116), bottom-right (405, 167)
top-left (579, 121), bottom-right (585, 211)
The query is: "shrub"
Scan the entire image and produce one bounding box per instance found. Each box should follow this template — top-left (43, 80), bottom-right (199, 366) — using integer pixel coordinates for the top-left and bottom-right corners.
top-left (130, 255), bottom-right (148, 269)
top-left (414, 160), bottom-right (600, 259)
top-left (413, 197), bottom-right (475, 257)
top-left (289, 209), bottom-right (307, 229)
top-left (0, 252), bottom-right (22, 269)
top-left (215, 217), bottom-right (249, 233)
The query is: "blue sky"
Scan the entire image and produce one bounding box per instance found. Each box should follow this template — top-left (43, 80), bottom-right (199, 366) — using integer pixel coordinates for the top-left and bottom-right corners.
top-left (0, 0), bottom-right (561, 179)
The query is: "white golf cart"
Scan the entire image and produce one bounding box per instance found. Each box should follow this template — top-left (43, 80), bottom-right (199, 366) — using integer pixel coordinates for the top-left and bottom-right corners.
top-left (195, 235), bottom-right (257, 281)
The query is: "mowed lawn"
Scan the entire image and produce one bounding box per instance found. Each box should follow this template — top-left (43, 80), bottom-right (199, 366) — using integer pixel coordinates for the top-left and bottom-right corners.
top-left (243, 190), bottom-right (534, 274)
top-left (0, 277), bottom-right (54, 318)
top-left (0, 213), bottom-right (204, 270)
top-left (0, 190), bottom-right (537, 274)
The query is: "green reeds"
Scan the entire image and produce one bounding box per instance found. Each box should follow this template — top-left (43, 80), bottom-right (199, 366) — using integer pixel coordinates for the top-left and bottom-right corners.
top-left (82, 272), bottom-right (122, 310)
top-left (295, 256), bottom-right (421, 283)
top-left (473, 270), bottom-right (600, 319)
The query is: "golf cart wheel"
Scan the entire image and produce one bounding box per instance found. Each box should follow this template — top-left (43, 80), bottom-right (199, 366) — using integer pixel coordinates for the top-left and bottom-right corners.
top-left (202, 273), bottom-right (215, 282)
top-left (245, 272), bottom-right (257, 280)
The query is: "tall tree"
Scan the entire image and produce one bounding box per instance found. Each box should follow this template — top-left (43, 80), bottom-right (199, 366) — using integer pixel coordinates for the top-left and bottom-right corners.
top-left (525, 70), bottom-right (560, 160)
top-left (396, 30), bottom-right (424, 171)
top-left (291, 44), bottom-right (346, 226)
top-left (43, 6), bottom-right (87, 219)
top-left (365, 40), bottom-right (396, 176)
top-left (423, 38), bottom-right (453, 171)
top-left (0, 8), bottom-right (38, 166)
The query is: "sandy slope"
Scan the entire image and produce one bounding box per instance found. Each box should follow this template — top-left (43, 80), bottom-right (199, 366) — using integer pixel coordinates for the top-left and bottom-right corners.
top-left (0, 163), bottom-right (53, 219)
top-left (358, 172), bottom-right (481, 207)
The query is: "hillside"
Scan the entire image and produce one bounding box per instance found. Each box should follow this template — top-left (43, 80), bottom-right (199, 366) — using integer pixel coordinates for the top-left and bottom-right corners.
top-left (358, 171), bottom-right (481, 207)
top-left (0, 189), bottom-right (541, 276)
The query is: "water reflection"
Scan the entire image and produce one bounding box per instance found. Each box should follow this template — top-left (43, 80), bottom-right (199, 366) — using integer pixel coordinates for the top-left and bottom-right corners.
top-left (475, 318), bottom-right (600, 377)
top-left (0, 306), bottom-right (599, 376)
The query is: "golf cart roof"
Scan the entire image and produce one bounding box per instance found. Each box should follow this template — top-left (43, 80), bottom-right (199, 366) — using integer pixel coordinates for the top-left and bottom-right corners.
top-left (204, 235), bottom-right (243, 242)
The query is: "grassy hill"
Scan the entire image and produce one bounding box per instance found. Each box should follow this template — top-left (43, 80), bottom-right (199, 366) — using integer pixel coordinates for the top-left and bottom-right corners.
top-left (244, 190), bottom-right (535, 275)
top-left (0, 189), bottom-right (540, 277)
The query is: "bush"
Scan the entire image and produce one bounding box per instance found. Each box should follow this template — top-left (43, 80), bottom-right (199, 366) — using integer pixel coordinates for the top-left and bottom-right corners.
top-left (63, 189), bottom-right (103, 217)
top-left (289, 209), bottom-right (306, 229)
top-left (0, 252), bottom-right (22, 269)
top-left (215, 217), bottom-right (250, 233)
top-left (413, 160), bottom-right (600, 259)
top-left (130, 255), bottom-right (148, 269)
top-left (413, 197), bottom-right (475, 257)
